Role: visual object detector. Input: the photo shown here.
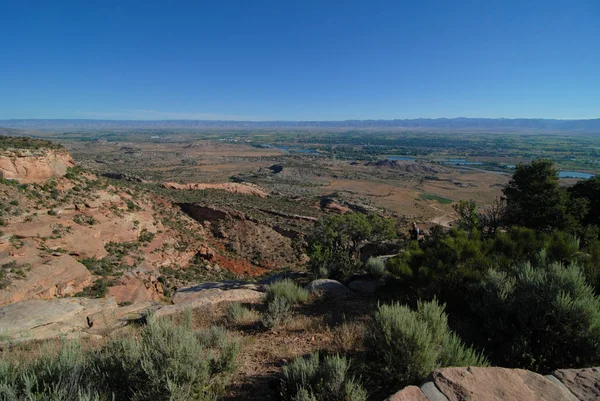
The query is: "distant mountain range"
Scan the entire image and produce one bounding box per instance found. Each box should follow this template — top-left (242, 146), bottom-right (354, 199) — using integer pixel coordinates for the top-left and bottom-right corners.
top-left (1, 118), bottom-right (600, 132)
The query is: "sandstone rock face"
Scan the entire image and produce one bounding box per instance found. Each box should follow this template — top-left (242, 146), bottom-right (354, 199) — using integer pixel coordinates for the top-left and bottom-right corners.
top-left (385, 386), bottom-right (428, 401)
top-left (0, 252), bottom-right (93, 306)
top-left (553, 367), bottom-right (600, 401)
top-left (0, 297), bottom-right (117, 342)
top-left (107, 274), bottom-right (163, 305)
top-left (0, 149), bottom-right (75, 183)
top-left (305, 279), bottom-right (353, 296)
top-left (430, 367), bottom-right (577, 401)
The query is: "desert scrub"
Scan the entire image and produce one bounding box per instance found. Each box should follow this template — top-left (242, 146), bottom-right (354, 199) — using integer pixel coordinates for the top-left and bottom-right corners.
top-left (365, 257), bottom-right (387, 279)
top-left (73, 214), bottom-right (97, 226)
top-left (366, 298), bottom-right (487, 391)
top-left (0, 314), bottom-right (240, 401)
top-left (74, 279), bottom-right (109, 298)
top-left (227, 302), bottom-right (259, 324)
top-left (262, 279), bottom-right (308, 329)
top-left (282, 352), bottom-right (367, 401)
top-left (261, 296), bottom-right (292, 329)
top-left (265, 278), bottom-right (309, 304)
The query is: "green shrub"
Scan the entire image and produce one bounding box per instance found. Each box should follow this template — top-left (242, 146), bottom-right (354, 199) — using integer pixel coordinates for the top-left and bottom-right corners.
top-left (266, 279), bottom-right (309, 304)
top-left (262, 296), bottom-right (292, 329)
top-left (0, 340), bottom-right (100, 401)
top-left (282, 352), bottom-right (367, 401)
top-left (366, 299), bottom-right (487, 391)
top-left (75, 279), bottom-right (109, 298)
top-left (0, 314), bottom-right (240, 400)
top-left (468, 261), bottom-right (600, 373)
top-left (365, 257), bottom-right (386, 279)
top-left (227, 302), bottom-right (259, 324)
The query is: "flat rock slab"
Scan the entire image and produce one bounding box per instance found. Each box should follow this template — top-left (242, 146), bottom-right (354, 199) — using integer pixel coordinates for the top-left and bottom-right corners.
top-left (431, 367), bottom-right (578, 401)
top-left (385, 385), bottom-right (428, 401)
top-left (553, 367), bottom-right (600, 401)
top-left (0, 297), bottom-right (117, 342)
top-left (305, 279), bottom-right (353, 296)
top-left (87, 300), bottom-right (155, 333)
top-left (156, 288), bottom-right (264, 318)
top-left (172, 281), bottom-right (263, 304)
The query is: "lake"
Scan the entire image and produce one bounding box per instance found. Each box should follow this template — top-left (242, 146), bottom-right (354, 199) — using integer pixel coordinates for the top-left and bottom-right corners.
top-left (386, 156), bottom-right (415, 161)
top-left (559, 171), bottom-right (595, 179)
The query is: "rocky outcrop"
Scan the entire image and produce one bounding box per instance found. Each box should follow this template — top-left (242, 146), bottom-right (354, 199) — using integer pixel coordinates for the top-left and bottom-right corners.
top-left (385, 366), bottom-right (598, 401)
top-left (163, 182), bottom-right (269, 197)
top-left (0, 148), bottom-right (75, 183)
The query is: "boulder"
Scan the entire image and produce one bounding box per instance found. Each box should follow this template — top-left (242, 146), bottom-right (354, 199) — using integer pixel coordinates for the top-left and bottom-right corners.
top-left (431, 366), bottom-right (578, 401)
top-left (385, 386), bottom-right (428, 401)
top-left (553, 367), bottom-right (600, 401)
top-left (305, 279), bottom-right (353, 296)
top-left (0, 297), bottom-right (117, 342)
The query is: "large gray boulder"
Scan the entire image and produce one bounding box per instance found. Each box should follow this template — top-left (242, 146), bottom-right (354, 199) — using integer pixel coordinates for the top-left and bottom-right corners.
top-left (305, 279), bottom-right (353, 296)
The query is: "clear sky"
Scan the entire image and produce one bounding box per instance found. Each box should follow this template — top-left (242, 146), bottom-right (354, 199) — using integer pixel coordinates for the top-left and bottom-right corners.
top-left (1, 0), bottom-right (599, 121)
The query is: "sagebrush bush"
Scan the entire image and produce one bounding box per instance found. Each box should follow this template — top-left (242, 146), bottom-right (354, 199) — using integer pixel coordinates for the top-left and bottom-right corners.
top-left (365, 257), bottom-right (387, 279)
top-left (282, 352), bottom-right (367, 401)
top-left (265, 279), bottom-right (309, 304)
top-left (262, 296), bottom-right (292, 329)
top-left (468, 262), bottom-right (600, 372)
top-left (366, 299), bottom-right (487, 391)
top-left (227, 302), bottom-right (259, 324)
top-left (0, 314), bottom-right (240, 401)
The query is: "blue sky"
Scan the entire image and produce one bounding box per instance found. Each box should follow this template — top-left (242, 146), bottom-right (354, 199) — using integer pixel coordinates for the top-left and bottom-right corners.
top-left (1, 0), bottom-right (599, 120)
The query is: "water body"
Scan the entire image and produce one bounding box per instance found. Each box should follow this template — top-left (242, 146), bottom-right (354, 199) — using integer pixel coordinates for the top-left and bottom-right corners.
top-left (386, 155), bottom-right (415, 161)
top-left (259, 144), bottom-right (319, 155)
top-left (559, 171), bottom-right (595, 179)
top-left (440, 158), bottom-right (484, 166)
